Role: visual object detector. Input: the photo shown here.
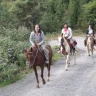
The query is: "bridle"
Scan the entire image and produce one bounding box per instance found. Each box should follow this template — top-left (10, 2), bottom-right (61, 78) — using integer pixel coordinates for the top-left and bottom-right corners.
top-left (28, 47), bottom-right (39, 67)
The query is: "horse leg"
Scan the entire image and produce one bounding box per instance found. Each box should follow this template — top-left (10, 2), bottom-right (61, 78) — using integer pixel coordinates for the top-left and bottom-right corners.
top-left (65, 54), bottom-right (70, 71)
top-left (74, 52), bottom-right (76, 65)
top-left (68, 56), bottom-right (70, 67)
top-left (33, 67), bottom-right (39, 88)
top-left (91, 46), bottom-right (93, 56)
top-left (46, 59), bottom-right (51, 81)
top-left (87, 45), bottom-right (90, 56)
top-left (40, 66), bottom-right (46, 84)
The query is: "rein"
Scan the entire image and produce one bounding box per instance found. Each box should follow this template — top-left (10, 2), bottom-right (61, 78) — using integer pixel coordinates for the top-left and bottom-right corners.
top-left (30, 47), bottom-right (39, 67)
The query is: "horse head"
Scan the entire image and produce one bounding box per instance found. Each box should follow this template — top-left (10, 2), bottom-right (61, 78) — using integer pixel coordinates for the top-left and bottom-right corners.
top-left (24, 47), bottom-right (38, 68)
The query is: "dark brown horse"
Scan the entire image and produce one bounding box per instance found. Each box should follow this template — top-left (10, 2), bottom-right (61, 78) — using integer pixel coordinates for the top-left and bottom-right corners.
top-left (24, 45), bottom-right (52, 88)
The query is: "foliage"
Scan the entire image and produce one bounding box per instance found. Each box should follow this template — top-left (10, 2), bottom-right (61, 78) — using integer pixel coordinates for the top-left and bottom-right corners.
top-left (82, 1), bottom-right (96, 28)
top-left (1, 0), bottom-right (96, 31)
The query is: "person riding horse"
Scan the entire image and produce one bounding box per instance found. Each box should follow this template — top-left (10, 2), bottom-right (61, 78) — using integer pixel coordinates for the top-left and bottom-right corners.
top-left (84, 24), bottom-right (96, 46)
top-left (29, 24), bottom-right (49, 64)
top-left (58, 23), bottom-right (77, 54)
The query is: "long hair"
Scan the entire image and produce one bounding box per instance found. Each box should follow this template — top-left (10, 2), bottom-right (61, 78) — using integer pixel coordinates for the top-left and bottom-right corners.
top-left (34, 24), bottom-right (42, 34)
top-left (64, 23), bottom-right (68, 29)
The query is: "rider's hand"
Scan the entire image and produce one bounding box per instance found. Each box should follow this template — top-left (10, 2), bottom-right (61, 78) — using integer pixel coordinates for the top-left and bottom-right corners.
top-left (32, 45), bottom-right (35, 48)
top-left (37, 43), bottom-right (40, 47)
top-left (32, 44), bottom-right (37, 48)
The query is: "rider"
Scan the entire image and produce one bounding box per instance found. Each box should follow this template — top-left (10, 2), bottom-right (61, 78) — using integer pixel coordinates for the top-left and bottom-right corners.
top-left (58, 23), bottom-right (77, 53)
top-left (84, 24), bottom-right (95, 46)
top-left (58, 23), bottom-right (73, 53)
top-left (61, 23), bottom-right (72, 46)
top-left (29, 24), bottom-right (49, 64)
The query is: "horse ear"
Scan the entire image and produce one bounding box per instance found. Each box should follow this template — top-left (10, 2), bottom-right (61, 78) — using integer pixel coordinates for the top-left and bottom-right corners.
top-left (24, 50), bottom-right (27, 53)
top-left (30, 47), bottom-right (33, 52)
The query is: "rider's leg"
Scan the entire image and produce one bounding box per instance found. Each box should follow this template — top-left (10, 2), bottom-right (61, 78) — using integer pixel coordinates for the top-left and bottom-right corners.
top-left (42, 44), bottom-right (49, 64)
top-left (84, 37), bottom-right (88, 46)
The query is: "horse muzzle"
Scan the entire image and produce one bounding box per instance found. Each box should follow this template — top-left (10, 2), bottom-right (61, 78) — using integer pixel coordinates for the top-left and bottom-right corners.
top-left (29, 64), bottom-right (32, 69)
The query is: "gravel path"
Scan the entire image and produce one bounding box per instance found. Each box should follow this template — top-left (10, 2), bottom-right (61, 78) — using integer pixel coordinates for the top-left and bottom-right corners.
top-left (0, 36), bottom-right (96, 96)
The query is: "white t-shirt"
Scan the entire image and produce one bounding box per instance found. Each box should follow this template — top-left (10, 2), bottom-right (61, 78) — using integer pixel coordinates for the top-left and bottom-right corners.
top-left (61, 27), bottom-right (72, 39)
top-left (88, 28), bottom-right (93, 34)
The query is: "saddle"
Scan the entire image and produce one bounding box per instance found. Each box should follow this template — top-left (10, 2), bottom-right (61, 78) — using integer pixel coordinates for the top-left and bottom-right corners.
top-left (38, 47), bottom-right (48, 61)
top-left (65, 38), bottom-right (77, 49)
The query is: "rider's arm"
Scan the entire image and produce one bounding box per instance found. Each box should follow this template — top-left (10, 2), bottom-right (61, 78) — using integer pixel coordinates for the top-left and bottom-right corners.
top-left (68, 28), bottom-right (72, 39)
top-left (29, 32), bottom-right (35, 46)
top-left (38, 31), bottom-right (44, 45)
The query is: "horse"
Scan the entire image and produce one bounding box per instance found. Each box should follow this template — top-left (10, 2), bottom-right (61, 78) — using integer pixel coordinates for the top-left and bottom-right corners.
top-left (86, 34), bottom-right (95, 56)
top-left (24, 45), bottom-right (52, 88)
top-left (58, 35), bottom-right (77, 71)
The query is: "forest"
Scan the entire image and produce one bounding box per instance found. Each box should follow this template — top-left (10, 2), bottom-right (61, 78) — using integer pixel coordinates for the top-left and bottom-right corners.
top-left (0, 0), bottom-right (96, 86)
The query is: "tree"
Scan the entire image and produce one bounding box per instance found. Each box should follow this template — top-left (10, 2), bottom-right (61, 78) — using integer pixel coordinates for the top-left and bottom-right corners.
top-left (40, 0), bottom-right (69, 32)
top-left (9, 0), bottom-right (39, 29)
top-left (68, 0), bottom-right (81, 27)
top-left (80, 1), bottom-right (96, 29)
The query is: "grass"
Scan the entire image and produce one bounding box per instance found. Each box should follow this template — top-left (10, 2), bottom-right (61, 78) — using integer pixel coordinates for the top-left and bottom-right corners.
top-left (46, 31), bottom-right (60, 40)
top-left (52, 46), bottom-right (63, 63)
top-left (73, 29), bottom-right (85, 37)
top-left (45, 29), bottom-right (85, 41)
top-left (0, 64), bottom-right (32, 87)
top-left (0, 73), bottom-right (24, 87)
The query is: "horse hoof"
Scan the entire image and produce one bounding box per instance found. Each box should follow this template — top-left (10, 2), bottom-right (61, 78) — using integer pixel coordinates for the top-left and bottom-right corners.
top-left (43, 81), bottom-right (46, 84)
top-left (47, 78), bottom-right (49, 82)
top-left (36, 85), bottom-right (39, 88)
top-left (65, 69), bottom-right (68, 71)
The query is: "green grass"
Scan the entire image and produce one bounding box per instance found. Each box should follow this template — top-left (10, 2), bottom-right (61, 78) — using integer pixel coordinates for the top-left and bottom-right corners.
top-left (73, 29), bottom-right (85, 37)
top-left (46, 31), bottom-right (60, 40)
top-left (0, 73), bottom-right (24, 87)
top-left (0, 64), bottom-right (32, 87)
top-left (52, 46), bottom-right (63, 63)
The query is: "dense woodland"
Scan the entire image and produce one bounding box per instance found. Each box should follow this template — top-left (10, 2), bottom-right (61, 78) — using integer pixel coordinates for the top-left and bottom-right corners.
top-left (0, 0), bottom-right (96, 86)
top-left (0, 0), bottom-right (96, 31)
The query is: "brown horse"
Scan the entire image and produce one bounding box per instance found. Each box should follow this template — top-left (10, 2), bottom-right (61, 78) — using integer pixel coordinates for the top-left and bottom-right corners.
top-left (24, 45), bottom-right (52, 88)
top-left (86, 35), bottom-right (95, 56)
